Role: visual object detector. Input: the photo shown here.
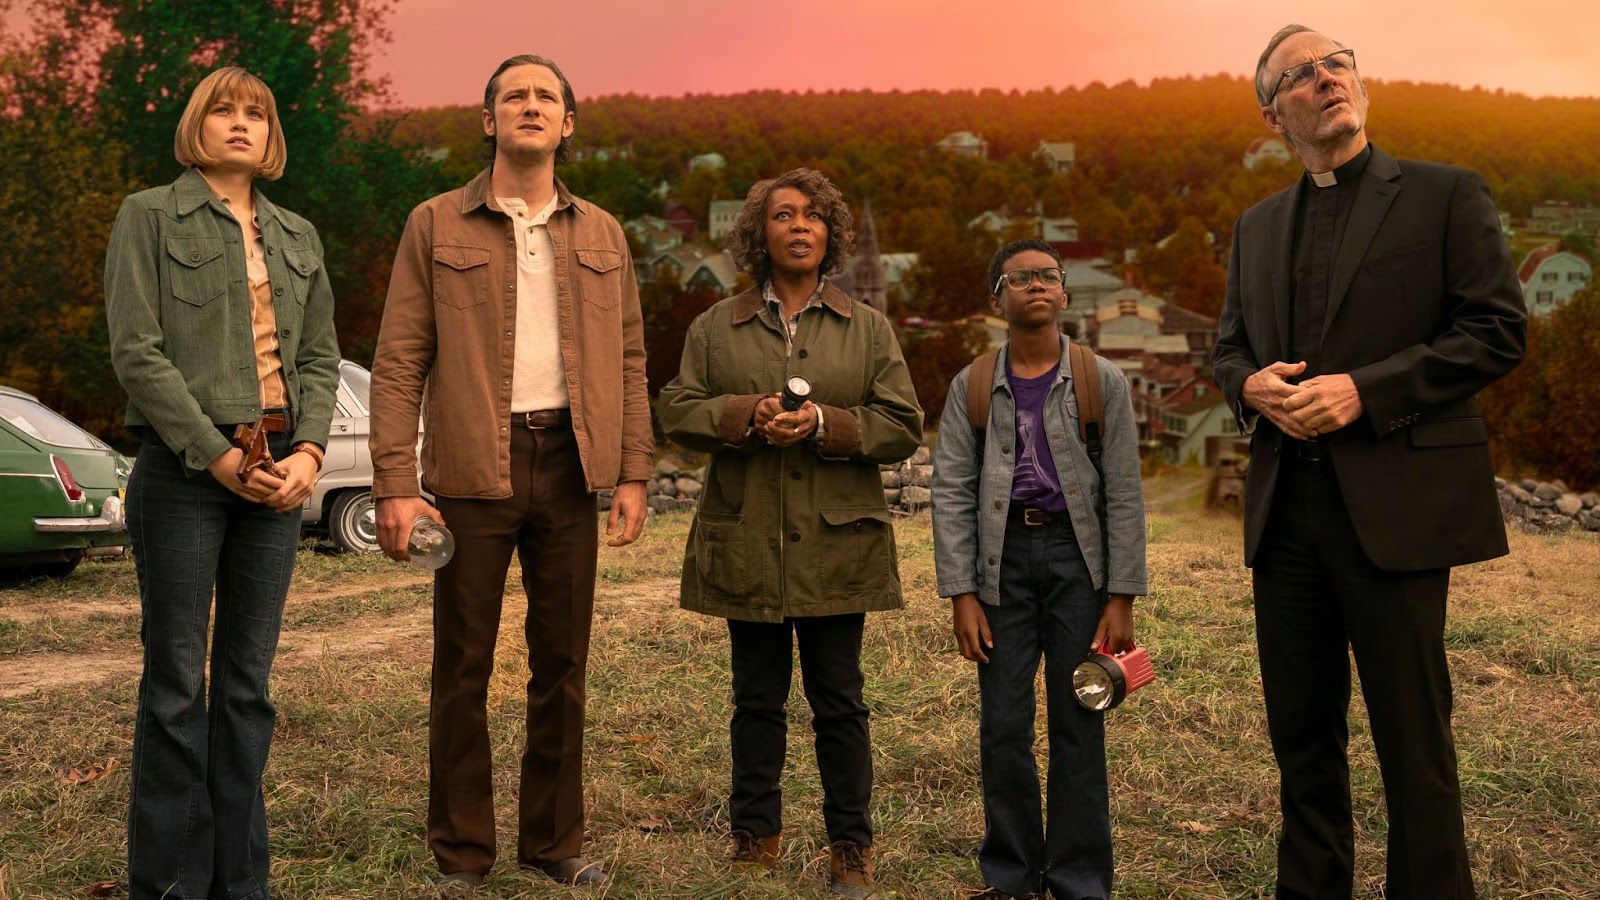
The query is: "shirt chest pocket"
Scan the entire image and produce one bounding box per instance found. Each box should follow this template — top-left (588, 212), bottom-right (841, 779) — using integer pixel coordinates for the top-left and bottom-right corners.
top-left (433, 245), bottom-right (491, 309)
top-left (166, 237), bottom-right (228, 306)
top-left (282, 247), bottom-right (320, 306)
top-left (575, 248), bottom-right (621, 310)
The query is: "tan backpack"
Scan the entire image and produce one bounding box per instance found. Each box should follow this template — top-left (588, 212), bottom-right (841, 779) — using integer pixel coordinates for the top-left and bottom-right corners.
top-left (966, 342), bottom-right (1105, 466)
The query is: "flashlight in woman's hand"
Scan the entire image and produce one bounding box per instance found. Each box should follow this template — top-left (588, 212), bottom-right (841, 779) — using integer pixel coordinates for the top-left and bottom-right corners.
top-left (780, 375), bottom-right (812, 412)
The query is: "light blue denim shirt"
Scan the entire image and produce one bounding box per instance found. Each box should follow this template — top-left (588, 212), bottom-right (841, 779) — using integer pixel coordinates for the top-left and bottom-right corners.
top-left (931, 336), bottom-right (1149, 604)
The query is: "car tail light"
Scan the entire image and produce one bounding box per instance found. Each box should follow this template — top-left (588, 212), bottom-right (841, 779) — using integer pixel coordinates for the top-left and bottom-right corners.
top-left (50, 454), bottom-right (85, 502)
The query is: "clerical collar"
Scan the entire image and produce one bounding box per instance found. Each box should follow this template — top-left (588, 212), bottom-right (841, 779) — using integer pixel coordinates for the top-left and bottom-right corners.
top-left (1306, 144), bottom-right (1372, 188)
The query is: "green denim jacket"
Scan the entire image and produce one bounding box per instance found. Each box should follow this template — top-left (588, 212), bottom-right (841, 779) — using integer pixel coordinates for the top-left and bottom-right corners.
top-left (657, 283), bottom-right (924, 622)
top-left (105, 169), bottom-right (340, 473)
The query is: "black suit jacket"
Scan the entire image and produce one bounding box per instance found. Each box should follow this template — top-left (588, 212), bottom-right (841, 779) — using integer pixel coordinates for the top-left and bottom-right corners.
top-left (1213, 145), bottom-right (1526, 571)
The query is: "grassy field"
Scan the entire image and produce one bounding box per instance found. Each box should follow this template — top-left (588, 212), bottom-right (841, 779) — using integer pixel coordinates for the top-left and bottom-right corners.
top-left (1, 469), bottom-right (1597, 899)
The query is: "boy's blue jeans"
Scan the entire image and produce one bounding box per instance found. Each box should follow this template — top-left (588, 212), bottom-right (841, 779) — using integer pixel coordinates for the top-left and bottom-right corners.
top-left (977, 512), bottom-right (1112, 899)
top-left (125, 432), bottom-right (299, 900)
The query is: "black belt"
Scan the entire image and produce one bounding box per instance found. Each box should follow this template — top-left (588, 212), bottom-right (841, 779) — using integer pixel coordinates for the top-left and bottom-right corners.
top-left (510, 408), bottom-right (571, 429)
top-left (1010, 506), bottom-right (1066, 527)
top-left (1285, 437), bottom-right (1327, 462)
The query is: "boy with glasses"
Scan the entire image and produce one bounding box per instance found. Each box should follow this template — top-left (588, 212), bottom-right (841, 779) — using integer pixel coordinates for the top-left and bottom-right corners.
top-left (931, 240), bottom-right (1148, 899)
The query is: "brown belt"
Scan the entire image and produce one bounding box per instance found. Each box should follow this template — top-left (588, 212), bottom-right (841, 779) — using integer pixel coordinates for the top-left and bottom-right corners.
top-left (510, 408), bottom-right (571, 429)
top-left (259, 410), bottom-right (293, 433)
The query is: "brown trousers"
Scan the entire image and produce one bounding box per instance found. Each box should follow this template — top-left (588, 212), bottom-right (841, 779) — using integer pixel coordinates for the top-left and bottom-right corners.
top-left (428, 424), bottom-right (598, 875)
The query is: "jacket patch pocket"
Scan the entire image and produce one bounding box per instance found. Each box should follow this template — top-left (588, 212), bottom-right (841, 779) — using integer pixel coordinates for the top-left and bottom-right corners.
top-left (1363, 244), bottom-right (1428, 276)
top-left (818, 506), bottom-right (893, 592)
top-left (694, 513), bottom-right (749, 600)
top-left (1409, 417), bottom-right (1487, 448)
top-left (576, 248), bottom-right (622, 309)
top-left (283, 248), bottom-right (320, 304)
top-left (432, 245), bottom-right (491, 309)
top-left (166, 237), bottom-right (227, 306)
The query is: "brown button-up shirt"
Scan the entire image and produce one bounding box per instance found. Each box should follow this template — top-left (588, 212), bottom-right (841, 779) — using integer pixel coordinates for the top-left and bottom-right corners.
top-left (368, 170), bottom-right (653, 499)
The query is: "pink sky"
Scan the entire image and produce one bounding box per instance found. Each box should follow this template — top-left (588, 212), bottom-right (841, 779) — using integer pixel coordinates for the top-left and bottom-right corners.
top-left (374, 0), bottom-right (1599, 106)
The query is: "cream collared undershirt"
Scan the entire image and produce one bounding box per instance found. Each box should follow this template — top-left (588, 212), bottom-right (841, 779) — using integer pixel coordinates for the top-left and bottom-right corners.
top-left (497, 194), bottom-right (570, 412)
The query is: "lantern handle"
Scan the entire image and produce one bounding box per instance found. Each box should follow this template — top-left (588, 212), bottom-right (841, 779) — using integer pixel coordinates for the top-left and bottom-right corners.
top-left (1094, 638), bottom-right (1138, 658)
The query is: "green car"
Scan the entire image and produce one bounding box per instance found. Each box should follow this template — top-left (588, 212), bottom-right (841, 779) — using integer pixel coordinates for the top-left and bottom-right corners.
top-left (0, 386), bottom-right (133, 578)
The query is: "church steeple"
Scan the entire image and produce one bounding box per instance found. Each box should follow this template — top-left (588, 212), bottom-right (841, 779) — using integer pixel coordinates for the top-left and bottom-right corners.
top-left (851, 198), bottom-right (887, 314)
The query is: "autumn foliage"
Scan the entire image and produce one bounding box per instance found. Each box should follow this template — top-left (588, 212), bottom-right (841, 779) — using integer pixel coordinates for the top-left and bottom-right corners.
top-left (1482, 286), bottom-right (1600, 491)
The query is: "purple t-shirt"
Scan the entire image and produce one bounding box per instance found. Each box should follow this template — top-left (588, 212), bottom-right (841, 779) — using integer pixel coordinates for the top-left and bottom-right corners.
top-left (1008, 361), bottom-right (1067, 513)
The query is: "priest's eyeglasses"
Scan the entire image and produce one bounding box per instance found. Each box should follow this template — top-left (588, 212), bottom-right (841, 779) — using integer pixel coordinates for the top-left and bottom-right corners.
top-left (1268, 49), bottom-right (1357, 105)
top-left (995, 267), bottom-right (1064, 294)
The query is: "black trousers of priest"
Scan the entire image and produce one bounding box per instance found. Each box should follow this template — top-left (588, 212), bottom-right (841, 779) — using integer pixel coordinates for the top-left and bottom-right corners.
top-left (1251, 450), bottom-right (1474, 900)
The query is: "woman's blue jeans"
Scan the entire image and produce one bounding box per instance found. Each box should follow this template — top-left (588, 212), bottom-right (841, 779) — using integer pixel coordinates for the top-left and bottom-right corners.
top-left (125, 432), bottom-right (298, 900)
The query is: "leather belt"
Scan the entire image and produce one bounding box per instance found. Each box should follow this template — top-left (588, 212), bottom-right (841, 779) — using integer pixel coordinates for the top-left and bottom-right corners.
top-left (1286, 437), bottom-right (1326, 462)
top-left (259, 409), bottom-right (292, 433)
top-left (1012, 506), bottom-right (1065, 527)
top-left (510, 408), bottom-right (571, 429)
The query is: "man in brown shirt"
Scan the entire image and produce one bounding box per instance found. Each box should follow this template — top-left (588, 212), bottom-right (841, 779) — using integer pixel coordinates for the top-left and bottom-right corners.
top-left (367, 54), bottom-right (651, 896)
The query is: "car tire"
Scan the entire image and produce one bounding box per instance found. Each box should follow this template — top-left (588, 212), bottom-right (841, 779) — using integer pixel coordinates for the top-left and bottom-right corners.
top-left (28, 558), bottom-right (81, 579)
top-left (327, 489), bottom-right (381, 554)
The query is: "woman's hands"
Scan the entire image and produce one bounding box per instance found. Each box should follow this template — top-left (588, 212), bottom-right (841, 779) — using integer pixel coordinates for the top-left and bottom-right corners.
top-left (207, 446), bottom-right (320, 513)
top-left (754, 395), bottom-right (818, 447)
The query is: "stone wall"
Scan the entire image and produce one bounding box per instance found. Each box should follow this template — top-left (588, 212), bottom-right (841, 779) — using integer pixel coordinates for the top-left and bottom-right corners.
top-left (599, 445), bottom-right (937, 515)
top-left (1497, 477), bottom-right (1600, 534)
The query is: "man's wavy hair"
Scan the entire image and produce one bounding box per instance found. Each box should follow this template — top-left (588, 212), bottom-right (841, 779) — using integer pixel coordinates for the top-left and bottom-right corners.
top-left (726, 168), bottom-right (856, 287)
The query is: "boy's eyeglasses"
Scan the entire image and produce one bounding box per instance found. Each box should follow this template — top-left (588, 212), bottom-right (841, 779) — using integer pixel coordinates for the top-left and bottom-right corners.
top-left (995, 267), bottom-right (1064, 294)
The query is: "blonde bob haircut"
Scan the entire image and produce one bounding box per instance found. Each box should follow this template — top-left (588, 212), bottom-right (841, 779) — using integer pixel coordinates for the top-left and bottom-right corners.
top-left (173, 67), bottom-right (287, 180)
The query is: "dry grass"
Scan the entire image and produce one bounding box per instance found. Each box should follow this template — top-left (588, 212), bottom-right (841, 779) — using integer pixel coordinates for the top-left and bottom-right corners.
top-left (1, 468), bottom-right (1597, 898)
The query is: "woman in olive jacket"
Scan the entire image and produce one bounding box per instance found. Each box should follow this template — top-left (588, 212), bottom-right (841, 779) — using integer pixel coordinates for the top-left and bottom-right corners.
top-left (104, 67), bottom-right (339, 900)
top-left (658, 168), bottom-right (922, 898)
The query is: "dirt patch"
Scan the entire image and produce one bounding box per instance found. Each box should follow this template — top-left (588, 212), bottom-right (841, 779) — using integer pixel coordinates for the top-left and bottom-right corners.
top-left (0, 576), bottom-right (685, 699)
top-left (0, 571), bottom-right (428, 626)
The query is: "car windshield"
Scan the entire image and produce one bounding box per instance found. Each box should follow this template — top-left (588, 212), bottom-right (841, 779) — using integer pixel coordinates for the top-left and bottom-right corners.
top-left (0, 394), bottom-right (108, 450)
top-left (341, 361), bottom-right (371, 408)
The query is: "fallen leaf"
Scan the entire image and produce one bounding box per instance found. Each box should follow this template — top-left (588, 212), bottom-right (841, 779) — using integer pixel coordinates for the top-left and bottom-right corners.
top-left (58, 760), bottom-right (121, 787)
top-left (86, 880), bottom-right (121, 895)
top-left (1178, 820), bottom-right (1218, 834)
top-left (637, 817), bottom-right (665, 833)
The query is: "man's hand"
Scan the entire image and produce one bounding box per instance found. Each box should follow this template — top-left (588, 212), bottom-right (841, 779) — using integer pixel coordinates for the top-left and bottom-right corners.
top-left (262, 451), bottom-right (319, 513)
top-left (952, 593), bottom-right (994, 664)
top-left (761, 401), bottom-right (818, 448)
top-left (375, 495), bottom-right (444, 562)
top-left (1283, 373), bottom-right (1364, 435)
top-left (1242, 360), bottom-right (1315, 440)
top-left (1091, 595), bottom-right (1134, 654)
top-left (207, 448), bottom-right (281, 504)
top-left (606, 480), bottom-right (648, 547)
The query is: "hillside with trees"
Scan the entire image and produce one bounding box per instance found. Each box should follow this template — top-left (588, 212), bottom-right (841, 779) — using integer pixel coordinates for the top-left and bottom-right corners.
top-left (3, 1), bottom-right (1598, 481)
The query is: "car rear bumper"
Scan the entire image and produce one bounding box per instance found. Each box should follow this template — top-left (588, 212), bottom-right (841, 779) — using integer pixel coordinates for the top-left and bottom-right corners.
top-left (34, 516), bottom-right (127, 534)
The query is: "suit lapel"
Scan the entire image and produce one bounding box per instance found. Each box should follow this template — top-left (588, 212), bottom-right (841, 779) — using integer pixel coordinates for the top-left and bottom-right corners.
top-left (1325, 146), bottom-right (1402, 334)
top-left (1269, 187), bottom-right (1298, 360)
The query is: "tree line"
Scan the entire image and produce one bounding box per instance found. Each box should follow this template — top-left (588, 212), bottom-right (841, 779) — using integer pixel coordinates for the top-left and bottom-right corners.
top-left (3, 0), bottom-right (1597, 485)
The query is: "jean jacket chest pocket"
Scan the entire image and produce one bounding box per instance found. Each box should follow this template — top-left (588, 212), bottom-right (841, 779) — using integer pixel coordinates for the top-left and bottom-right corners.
top-left (433, 245), bottom-right (491, 309)
top-left (575, 248), bottom-right (621, 309)
top-left (283, 248), bottom-right (320, 305)
top-left (166, 237), bottom-right (227, 306)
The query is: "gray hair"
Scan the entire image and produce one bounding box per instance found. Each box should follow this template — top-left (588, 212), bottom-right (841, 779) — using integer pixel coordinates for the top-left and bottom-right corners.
top-left (1254, 24), bottom-right (1348, 107)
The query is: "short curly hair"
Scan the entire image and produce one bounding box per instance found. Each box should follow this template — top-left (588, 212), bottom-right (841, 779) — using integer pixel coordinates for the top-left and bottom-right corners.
top-left (725, 168), bottom-right (856, 287)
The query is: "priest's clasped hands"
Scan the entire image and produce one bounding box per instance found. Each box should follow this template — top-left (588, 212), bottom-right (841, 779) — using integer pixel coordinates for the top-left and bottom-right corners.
top-left (1242, 360), bottom-right (1365, 440)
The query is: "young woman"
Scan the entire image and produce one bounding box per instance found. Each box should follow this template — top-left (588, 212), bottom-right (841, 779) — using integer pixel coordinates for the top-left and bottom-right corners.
top-left (658, 168), bottom-right (923, 899)
top-left (105, 66), bottom-right (339, 900)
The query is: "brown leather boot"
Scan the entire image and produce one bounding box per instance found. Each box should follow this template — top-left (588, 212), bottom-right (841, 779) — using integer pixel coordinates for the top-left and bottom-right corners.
top-left (729, 830), bottom-right (781, 870)
top-left (828, 840), bottom-right (878, 899)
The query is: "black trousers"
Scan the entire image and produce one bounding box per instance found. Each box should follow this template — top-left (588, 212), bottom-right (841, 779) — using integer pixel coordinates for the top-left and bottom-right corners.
top-left (726, 613), bottom-right (873, 847)
top-left (1253, 455), bottom-right (1474, 900)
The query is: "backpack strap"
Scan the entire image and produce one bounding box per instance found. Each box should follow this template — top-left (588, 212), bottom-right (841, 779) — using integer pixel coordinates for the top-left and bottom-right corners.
top-left (1067, 342), bottom-right (1104, 465)
top-left (967, 348), bottom-right (1000, 434)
